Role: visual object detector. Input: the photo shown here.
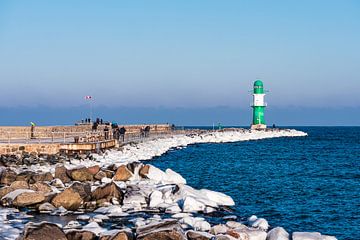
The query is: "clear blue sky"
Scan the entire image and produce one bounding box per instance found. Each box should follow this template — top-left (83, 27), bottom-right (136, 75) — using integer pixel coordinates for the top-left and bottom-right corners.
top-left (0, 1), bottom-right (359, 125)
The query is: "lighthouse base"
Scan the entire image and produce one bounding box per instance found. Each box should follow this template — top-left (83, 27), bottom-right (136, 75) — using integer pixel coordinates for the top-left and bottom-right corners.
top-left (251, 124), bottom-right (267, 130)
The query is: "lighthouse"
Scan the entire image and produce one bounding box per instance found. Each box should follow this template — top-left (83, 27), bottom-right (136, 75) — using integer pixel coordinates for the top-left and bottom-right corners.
top-left (251, 80), bottom-right (267, 130)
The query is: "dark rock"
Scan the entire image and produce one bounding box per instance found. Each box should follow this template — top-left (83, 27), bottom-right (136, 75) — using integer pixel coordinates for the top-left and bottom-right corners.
top-left (16, 171), bottom-right (35, 183)
top-left (66, 230), bottom-right (97, 240)
top-left (31, 172), bottom-right (54, 182)
top-left (70, 182), bottom-right (92, 201)
top-left (126, 162), bottom-right (142, 174)
top-left (91, 182), bottom-right (123, 202)
top-left (18, 222), bottom-right (67, 240)
top-left (99, 231), bottom-right (134, 240)
top-left (0, 168), bottom-right (17, 185)
top-left (55, 165), bottom-right (71, 183)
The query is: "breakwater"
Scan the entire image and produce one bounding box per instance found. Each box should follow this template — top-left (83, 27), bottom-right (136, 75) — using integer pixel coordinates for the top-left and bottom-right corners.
top-left (0, 128), bottom-right (338, 240)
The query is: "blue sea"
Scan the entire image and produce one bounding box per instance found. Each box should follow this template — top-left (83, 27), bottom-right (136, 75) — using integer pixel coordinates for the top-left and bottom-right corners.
top-left (151, 127), bottom-right (360, 240)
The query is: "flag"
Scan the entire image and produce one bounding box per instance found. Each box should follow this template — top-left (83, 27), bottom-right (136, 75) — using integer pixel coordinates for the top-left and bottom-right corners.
top-left (84, 96), bottom-right (92, 100)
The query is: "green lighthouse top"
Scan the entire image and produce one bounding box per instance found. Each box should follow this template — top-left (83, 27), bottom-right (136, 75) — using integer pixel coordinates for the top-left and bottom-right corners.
top-left (253, 80), bottom-right (264, 94)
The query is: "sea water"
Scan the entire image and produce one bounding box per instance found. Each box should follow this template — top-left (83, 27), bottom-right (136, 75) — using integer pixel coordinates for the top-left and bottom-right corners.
top-left (151, 127), bottom-right (360, 240)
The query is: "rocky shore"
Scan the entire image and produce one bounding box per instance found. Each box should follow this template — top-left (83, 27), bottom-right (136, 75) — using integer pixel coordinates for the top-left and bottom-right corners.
top-left (0, 129), bottom-right (337, 240)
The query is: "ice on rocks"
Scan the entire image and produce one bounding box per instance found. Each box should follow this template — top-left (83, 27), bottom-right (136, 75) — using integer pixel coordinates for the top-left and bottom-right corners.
top-left (149, 190), bottom-right (164, 208)
top-left (182, 196), bottom-right (206, 212)
top-left (82, 222), bottom-right (106, 235)
top-left (267, 227), bottom-right (289, 240)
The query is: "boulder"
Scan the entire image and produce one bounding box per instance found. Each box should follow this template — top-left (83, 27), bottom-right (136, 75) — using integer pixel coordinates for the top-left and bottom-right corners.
top-left (18, 221), bottom-right (67, 240)
top-left (99, 230), bottom-right (134, 240)
top-left (30, 182), bottom-right (52, 193)
top-left (251, 218), bottom-right (269, 231)
top-left (149, 190), bottom-right (164, 208)
top-left (292, 232), bottom-right (323, 240)
top-left (187, 230), bottom-right (214, 240)
top-left (51, 188), bottom-right (83, 210)
top-left (69, 167), bottom-right (94, 182)
top-left (87, 165), bottom-right (100, 175)
top-left (139, 165), bottom-right (150, 178)
top-left (66, 230), bottom-right (97, 240)
top-left (12, 191), bottom-right (45, 207)
top-left (94, 171), bottom-right (107, 180)
top-left (70, 182), bottom-right (92, 201)
top-left (113, 165), bottom-right (132, 181)
top-left (31, 172), bottom-right (54, 182)
top-left (211, 224), bottom-right (229, 235)
top-left (0, 186), bottom-right (14, 199)
top-left (10, 180), bottom-right (29, 189)
top-left (1, 189), bottom-right (45, 207)
top-left (136, 219), bottom-right (186, 240)
top-left (38, 202), bottom-right (56, 212)
top-left (0, 169), bottom-right (17, 185)
top-left (266, 227), bottom-right (289, 240)
top-left (16, 171), bottom-right (35, 183)
top-left (55, 165), bottom-right (71, 183)
top-left (91, 182), bottom-right (123, 201)
top-left (199, 189), bottom-right (235, 206)
top-left (182, 196), bottom-right (206, 212)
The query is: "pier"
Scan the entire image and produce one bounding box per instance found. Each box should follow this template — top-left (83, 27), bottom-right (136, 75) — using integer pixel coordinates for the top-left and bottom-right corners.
top-left (0, 124), bottom-right (174, 155)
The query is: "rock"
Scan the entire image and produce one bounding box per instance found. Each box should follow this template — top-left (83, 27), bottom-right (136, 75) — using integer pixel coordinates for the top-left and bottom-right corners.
top-left (99, 230), bottom-right (134, 240)
top-left (292, 232), bottom-right (323, 240)
top-left (94, 171), bottom-right (107, 180)
top-left (51, 188), bottom-right (83, 210)
top-left (69, 167), bottom-right (94, 182)
top-left (16, 171), bottom-right (35, 183)
top-left (0, 186), bottom-right (14, 199)
top-left (267, 227), bottom-right (289, 240)
top-left (19, 221), bottom-right (67, 240)
top-left (64, 220), bottom-right (82, 229)
top-left (149, 190), bottom-right (164, 208)
top-left (136, 219), bottom-right (186, 240)
top-left (113, 165), bottom-right (132, 181)
top-left (226, 229), bottom-right (249, 240)
top-left (251, 218), bottom-right (269, 231)
top-left (55, 165), bottom-right (71, 183)
top-left (139, 165), bottom-right (150, 178)
top-left (70, 182), bottom-right (92, 201)
top-left (66, 230), bottom-right (97, 240)
top-left (226, 221), bottom-right (247, 230)
top-left (2, 189), bottom-right (45, 207)
top-left (38, 202), bottom-right (56, 212)
top-left (30, 182), bottom-right (52, 193)
top-left (182, 196), bottom-right (206, 212)
top-left (214, 235), bottom-right (239, 240)
top-left (322, 236), bottom-right (337, 240)
top-left (193, 220), bottom-right (211, 232)
top-left (10, 180), bottom-right (29, 189)
top-left (211, 224), bottom-right (229, 235)
top-left (187, 230), bottom-right (214, 240)
top-left (87, 165), bottom-right (100, 175)
top-left (199, 189), bottom-right (235, 206)
top-left (0, 169), bottom-right (17, 185)
top-left (241, 228), bottom-right (266, 240)
top-left (31, 172), bottom-right (54, 182)
top-left (91, 182), bottom-right (123, 201)
top-left (51, 178), bottom-right (65, 188)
